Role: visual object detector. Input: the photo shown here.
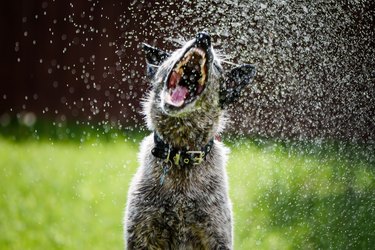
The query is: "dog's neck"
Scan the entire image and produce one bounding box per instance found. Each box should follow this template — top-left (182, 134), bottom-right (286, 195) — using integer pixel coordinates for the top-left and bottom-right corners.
top-left (152, 108), bottom-right (222, 150)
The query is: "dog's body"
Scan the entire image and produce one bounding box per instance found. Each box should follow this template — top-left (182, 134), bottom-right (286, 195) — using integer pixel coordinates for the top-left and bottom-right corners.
top-left (126, 134), bottom-right (231, 249)
top-left (124, 32), bottom-right (255, 249)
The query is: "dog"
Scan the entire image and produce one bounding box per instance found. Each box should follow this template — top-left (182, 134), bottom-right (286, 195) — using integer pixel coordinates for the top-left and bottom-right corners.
top-left (124, 32), bottom-right (256, 249)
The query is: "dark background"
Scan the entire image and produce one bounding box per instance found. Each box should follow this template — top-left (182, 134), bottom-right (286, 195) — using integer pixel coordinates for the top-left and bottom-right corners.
top-left (1, 0), bottom-right (374, 142)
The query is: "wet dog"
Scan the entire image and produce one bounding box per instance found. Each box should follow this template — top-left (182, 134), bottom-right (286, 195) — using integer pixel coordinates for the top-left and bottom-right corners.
top-left (124, 32), bottom-right (256, 249)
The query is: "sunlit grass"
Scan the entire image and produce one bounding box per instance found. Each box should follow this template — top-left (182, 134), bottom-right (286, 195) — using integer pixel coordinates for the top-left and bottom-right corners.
top-left (229, 139), bottom-right (375, 249)
top-left (0, 132), bottom-right (374, 249)
top-left (0, 138), bottom-right (138, 250)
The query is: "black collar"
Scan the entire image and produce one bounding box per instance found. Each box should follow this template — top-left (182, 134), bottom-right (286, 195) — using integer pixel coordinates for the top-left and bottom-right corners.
top-left (151, 132), bottom-right (214, 166)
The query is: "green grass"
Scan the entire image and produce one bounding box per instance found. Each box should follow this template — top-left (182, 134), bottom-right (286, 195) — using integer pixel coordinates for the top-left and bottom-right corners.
top-left (0, 128), bottom-right (374, 249)
top-left (229, 140), bottom-right (375, 249)
top-left (0, 138), bottom-right (138, 249)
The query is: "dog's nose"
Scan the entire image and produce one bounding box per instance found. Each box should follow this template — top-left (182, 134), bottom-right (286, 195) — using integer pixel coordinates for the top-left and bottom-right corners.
top-left (195, 32), bottom-right (211, 49)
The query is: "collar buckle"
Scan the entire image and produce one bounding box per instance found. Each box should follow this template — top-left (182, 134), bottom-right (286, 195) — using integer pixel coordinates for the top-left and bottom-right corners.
top-left (173, 152), bottom-right (181, 165)
top-left (186, 151), bottom-right (205, 165)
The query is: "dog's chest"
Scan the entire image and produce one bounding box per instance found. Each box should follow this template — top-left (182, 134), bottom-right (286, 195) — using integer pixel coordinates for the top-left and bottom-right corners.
top-left (156, 188), bottom-right (210, 242)
top-left (147, 162), bottom-right (215, 230)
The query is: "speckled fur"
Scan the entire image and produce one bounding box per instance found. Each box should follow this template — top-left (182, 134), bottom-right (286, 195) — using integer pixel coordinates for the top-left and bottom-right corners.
top-left (124, 34), bottom-right (244, 250)
top-left (125, 135), bottom-right (231, 250)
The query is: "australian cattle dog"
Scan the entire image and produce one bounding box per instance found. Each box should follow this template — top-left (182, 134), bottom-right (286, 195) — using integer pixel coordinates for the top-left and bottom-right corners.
top-left (124, 32), bottom-right (256, 249)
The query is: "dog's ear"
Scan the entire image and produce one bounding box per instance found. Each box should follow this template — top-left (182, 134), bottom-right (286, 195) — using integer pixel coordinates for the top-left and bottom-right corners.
top-left (219, 64), bottom-right (256, 108)
top-left (142, 43), bottom-right (170, 77)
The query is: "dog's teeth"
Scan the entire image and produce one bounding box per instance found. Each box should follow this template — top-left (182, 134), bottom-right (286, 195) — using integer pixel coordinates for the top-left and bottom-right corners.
top-left (198, 76), bottom-right (205, 85)
top-left (172, 47), bottom-right (207, 88)
top-left (175, 62), bottom-right (185, 77)
top-left (177, 68), bottom-right (184, 76)
top-left (199, 58), bottom-right (206, 85)
top-left (192, 48), bottom-right (206, 59)
top-left (179, 53), bottom-right (192, 69)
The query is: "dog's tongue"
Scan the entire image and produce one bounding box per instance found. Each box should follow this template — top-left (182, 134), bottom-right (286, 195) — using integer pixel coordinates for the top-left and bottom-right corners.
top-left (170, 85), bottom-right (188, 106)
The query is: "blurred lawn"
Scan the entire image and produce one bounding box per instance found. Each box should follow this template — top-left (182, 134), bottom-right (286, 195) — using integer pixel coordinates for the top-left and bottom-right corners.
top-left (0, 126), bottom-right (374, 249)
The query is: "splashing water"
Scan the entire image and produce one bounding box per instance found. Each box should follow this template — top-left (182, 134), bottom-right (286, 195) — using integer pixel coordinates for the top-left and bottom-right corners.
top-left (1, 1), bottom-right (375, 249)
top-left (2, 0), bottom-right (374, 142)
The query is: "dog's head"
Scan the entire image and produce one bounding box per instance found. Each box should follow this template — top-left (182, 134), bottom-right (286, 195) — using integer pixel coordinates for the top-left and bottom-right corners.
top-left (143, 32), bottom-right (256, 117)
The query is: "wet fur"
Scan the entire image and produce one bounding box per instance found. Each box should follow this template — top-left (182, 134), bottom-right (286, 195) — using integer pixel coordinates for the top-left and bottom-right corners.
top-left (125, 135), bottom-right (231, 249)
top-left (124, 33), bottom-right (255, 249)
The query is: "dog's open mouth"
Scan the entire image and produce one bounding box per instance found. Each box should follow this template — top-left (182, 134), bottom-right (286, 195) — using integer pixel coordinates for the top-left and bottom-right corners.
top-left (164, 47), bottom-right (207, 107)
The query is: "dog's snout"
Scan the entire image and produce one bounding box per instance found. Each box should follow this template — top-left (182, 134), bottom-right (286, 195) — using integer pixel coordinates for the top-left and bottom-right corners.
top-left (195, 32), bottom-right (211, 49)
